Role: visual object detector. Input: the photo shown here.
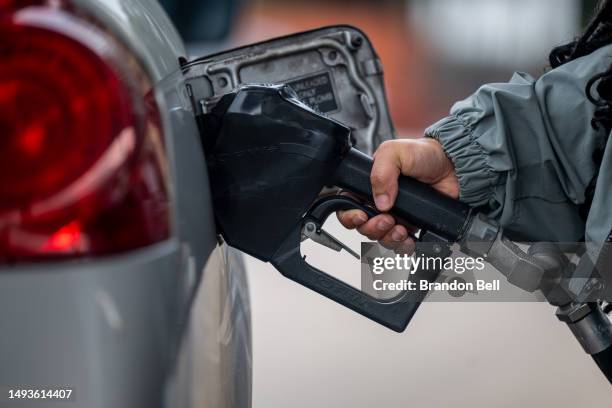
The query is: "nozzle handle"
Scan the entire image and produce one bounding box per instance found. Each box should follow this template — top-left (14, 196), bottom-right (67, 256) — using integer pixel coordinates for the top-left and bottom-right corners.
top-left (271, 195), bottom-right (449, 332)
top-left (333, 147), bottom-right (472, 242)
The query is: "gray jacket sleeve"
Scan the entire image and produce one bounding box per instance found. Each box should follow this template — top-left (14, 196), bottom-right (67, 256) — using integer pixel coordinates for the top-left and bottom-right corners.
top-left (425, 45), bottom-right (612, 242)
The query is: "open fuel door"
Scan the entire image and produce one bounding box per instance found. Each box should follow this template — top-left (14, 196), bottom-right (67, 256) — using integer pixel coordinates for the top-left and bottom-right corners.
top-left (182, 25), bottom-right (395, 154)
top-left (172, 26), bottom-right (472, 332)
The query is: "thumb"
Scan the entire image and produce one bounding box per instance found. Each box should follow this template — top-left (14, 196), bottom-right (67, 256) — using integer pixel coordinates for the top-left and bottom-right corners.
top-left (370, 141), bottom-right (410, 211)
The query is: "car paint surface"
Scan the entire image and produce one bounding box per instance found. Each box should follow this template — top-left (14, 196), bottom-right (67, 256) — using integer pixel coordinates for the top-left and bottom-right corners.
top-left (0, 1), bottom-right (251, 407)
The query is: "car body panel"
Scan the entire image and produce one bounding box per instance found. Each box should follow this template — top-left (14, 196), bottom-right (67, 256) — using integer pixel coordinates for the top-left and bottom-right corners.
top-left (0, 240), bottom-right (187, 408)
top-left (72, 0), bottom-right (186, 81)
top-left (172, 246), bottom-right (252, 408)
top-left (0, 1), bottom-right (251, 407)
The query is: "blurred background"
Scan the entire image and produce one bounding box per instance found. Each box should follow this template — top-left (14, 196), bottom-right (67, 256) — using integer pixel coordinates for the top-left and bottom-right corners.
top-left (162, 0), bottom-right (611, 406)
top-left (162, 0), bottom-right (597, 133)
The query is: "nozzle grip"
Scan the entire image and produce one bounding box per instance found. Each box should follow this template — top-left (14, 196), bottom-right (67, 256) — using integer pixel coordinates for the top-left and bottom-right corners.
top-left (272, 225), bottom-right (426, 332)
top-left (333, 148), bottom-right (471, 242)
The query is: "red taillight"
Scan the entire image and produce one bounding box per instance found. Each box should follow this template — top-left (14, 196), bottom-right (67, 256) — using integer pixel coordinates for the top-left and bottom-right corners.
top-left (0, 1), bottom-right (170, 263)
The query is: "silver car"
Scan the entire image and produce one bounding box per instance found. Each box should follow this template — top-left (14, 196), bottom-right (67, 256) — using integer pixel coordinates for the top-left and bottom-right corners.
top-left (0, 1), bottom-right (251, 407)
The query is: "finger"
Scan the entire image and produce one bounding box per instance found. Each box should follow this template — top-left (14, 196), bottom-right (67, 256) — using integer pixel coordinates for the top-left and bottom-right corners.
top-left (396, 237), bottom-right (416, 255)
top-left (378, 225), bottom-right (409, 250)
top-left (356, 214), bottom-right (395, 241)
top-left (391, 214), bottom-right (419, 236)
top-left (379, 237), bottom-right (415, 256)
top-left (338, 190), bottom-right (360, 200)
top-left (371, 141), bottom-right (408, 211)
top-left (336, 209), bottom-right (368, 229)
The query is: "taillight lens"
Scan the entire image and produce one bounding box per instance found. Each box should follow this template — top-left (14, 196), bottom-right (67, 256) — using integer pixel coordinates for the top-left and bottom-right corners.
top-left (0, 1), bottom-right (170, 263)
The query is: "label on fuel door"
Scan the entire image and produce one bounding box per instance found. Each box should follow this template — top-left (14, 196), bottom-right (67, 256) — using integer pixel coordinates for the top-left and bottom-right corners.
top-left (287, 72), bottom-right (338, 113)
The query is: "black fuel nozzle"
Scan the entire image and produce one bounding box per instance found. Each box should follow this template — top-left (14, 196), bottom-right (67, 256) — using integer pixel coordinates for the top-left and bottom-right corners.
top-left (202, 84), bottom-right (475, 331)
top-left (202, 84), bottom-right (354, 260)
top-left (201, 84), bottom-right (612, 387)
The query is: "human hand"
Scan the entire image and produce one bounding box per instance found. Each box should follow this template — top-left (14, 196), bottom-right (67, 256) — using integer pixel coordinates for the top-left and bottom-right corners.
top-left (337, 138), bottom-right (459, 252)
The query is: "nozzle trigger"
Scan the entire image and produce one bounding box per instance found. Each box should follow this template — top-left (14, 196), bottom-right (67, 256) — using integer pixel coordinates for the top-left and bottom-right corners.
top-left (300, 194), bottom-right (379, 258)
top-left (302, 221), bottom-right (360, 259)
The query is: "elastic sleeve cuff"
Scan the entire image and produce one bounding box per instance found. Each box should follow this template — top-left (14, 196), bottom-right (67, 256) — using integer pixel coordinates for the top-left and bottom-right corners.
top-left (425, 115), bottom-right (497, 206)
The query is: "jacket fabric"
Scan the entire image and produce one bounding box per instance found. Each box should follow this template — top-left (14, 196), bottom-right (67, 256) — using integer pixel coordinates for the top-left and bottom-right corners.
top-left (425, 45), bottom-right (612, 262)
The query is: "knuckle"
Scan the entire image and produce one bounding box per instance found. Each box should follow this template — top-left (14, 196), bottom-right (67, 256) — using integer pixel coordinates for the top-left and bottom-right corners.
top-left (338, 218), bottom-right (353, 229)
top-left (377, 140), bottom-right (396, 152)
top-left (362, 232), bottom-right (376, 241)
top-left (379, 240), bottom-right (397, 251)
top-left (370, 170), bottom-right (387, 186)
top-left (357, 227), bottom-right (376, 241)
top-left (377, 140), bottom-right (390, 151)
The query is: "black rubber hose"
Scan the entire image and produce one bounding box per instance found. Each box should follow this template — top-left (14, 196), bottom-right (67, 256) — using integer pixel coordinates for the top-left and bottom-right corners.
top-left (592, 345), bottom-right (612, 384)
